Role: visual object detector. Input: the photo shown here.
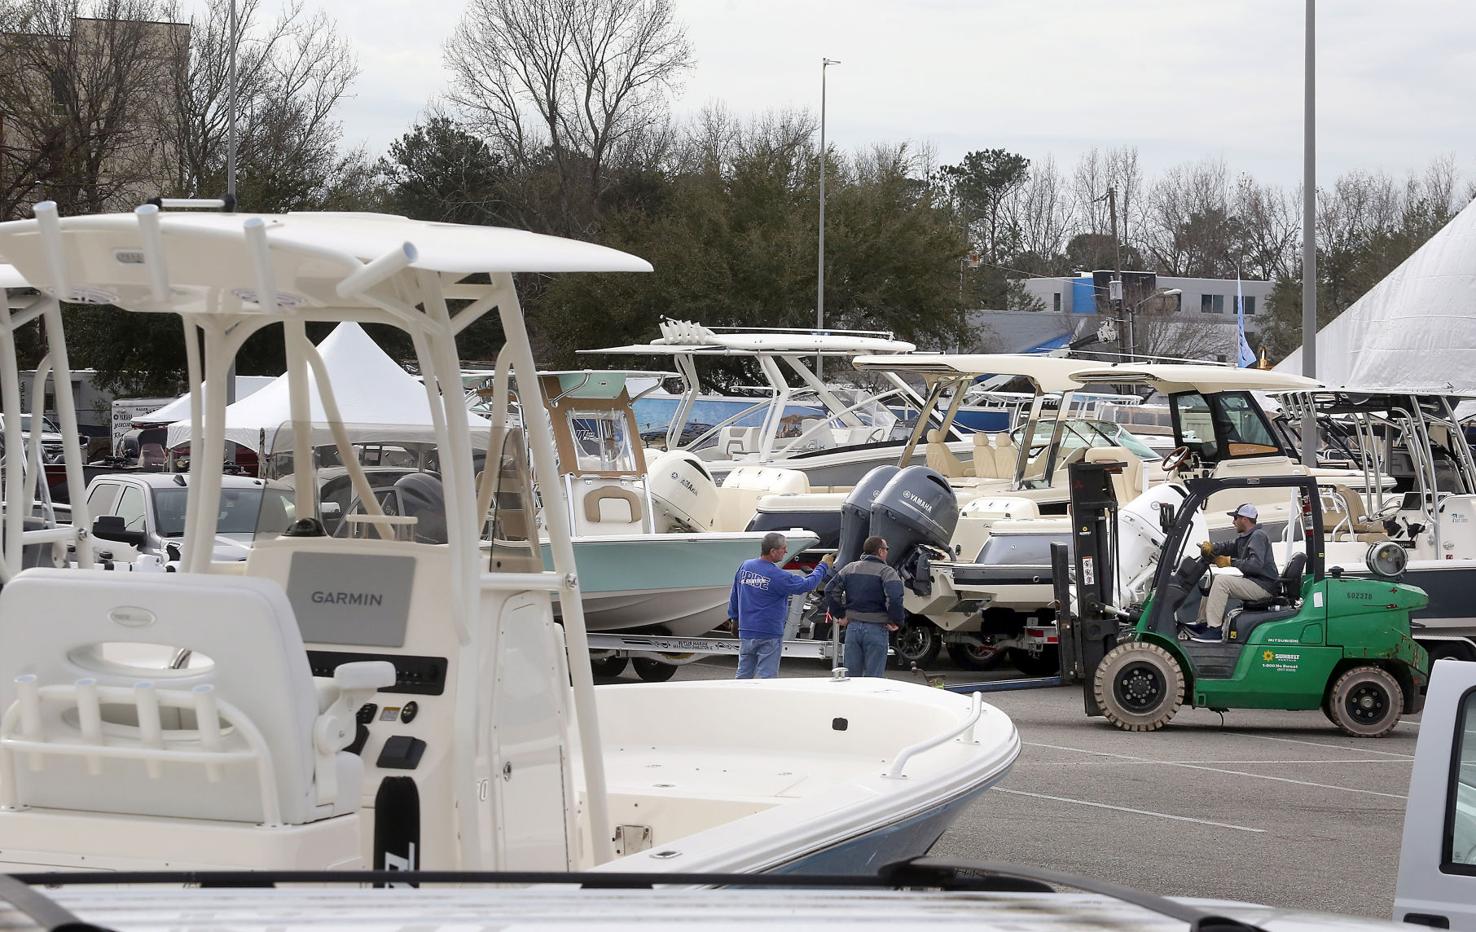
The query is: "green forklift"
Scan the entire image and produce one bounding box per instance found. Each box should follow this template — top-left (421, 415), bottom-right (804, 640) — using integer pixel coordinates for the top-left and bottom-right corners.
top-left (1055, 462), bottom-right (1429, 737)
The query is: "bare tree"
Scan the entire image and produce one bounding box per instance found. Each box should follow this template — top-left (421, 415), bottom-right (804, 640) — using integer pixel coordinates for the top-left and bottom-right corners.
top-left (1232, 175), bottom-right (1300, 281)
top-left (159, 0), bottom-right (362, 211)
top-left (0, 0), bottom-right (179, 218)
top-left (1005, 153), bottom-right (1074, 271)
top-left (444, 0), bottom-right (693, 235)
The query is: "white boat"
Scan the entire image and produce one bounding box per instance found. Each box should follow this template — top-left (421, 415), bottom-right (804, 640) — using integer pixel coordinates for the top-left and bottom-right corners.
top-left (0, 205), bottom-right (1016, 877)
top-left (584, 319), bottom-right (969, 488)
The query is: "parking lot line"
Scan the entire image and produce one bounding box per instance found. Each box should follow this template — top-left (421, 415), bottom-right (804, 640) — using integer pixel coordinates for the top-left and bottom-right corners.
top-left (995, 788), bottom-right (1265, 833)
top-left (1025, 741), bottom-right (1410, 800)
top-left (1233, 733), bottom-right (1415, 759)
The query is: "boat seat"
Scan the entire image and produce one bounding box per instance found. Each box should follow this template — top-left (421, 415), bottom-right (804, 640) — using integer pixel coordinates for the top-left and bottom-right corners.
top-left (1326, 484), bottom-right (1387, 539)
top-left (797, 418), bottom-right (836, 451)
top-left (716, 466), bottom-right (809, 532)
top-left (1083, 448), bottom-right (1144, 502)
top-left (972, 432), bottom-right (1017, 480)
top-left (718, 426), bottom-right (761, 457)
top-left (925, 429), bottom-right (972, 478)
top-left (0, 569), bottom-right (391, 842)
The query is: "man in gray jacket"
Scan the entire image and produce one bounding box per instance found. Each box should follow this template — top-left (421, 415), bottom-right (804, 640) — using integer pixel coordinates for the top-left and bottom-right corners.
top-left (1192, 503), bottom-right (1279, 641)
top-left (827, 535), bottom-right (906, 676)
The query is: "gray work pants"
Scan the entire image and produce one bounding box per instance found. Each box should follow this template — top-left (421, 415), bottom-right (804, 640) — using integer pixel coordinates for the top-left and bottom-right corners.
top-left (1197, 574), bottom-right (1276, 629)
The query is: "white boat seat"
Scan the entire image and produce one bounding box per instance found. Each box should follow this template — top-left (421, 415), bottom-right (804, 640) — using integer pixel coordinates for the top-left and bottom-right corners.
top-left (972, 432), bottom-right (1017, 480)
top-left (0, 569), bottom-right (392, 827)
top-left (796, 418), bottom-right (836, 451)
top-left (926, 429), bottom-right (972, 478)
top-left (715, 466), bottom-right (809, 532)
top-left (1083, 448), bottom-right (1144, 502)
top-left (718, 426), bottom-right (761, 457)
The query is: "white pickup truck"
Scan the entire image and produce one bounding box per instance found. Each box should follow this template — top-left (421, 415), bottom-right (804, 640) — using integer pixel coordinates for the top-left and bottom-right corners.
top-left (83, 471), bottom-right (295, 561)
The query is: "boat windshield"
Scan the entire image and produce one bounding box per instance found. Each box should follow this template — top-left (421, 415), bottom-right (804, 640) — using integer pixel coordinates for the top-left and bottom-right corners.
top-left (568, 409), bottom-right (636, 472)
top-left (152, 486), bottom-right (295, 540)
top-left (1011, 419), bottom-right (1158, 463)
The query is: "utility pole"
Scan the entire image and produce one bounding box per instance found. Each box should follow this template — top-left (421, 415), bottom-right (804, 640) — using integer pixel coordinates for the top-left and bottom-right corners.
top-left (1301, 0), bottom-right (1317, 467)
top-left (1107, 185), bottom-right (1126, 360)
top-left (816, 57), bottom-right (839, 380)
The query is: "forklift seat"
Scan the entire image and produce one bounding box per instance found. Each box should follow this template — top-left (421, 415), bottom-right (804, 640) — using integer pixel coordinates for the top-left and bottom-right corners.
top-left (1226, 552), bottom-right (1307, 642)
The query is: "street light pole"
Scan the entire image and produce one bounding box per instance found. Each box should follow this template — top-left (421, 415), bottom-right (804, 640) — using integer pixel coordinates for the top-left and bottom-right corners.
top-left (1301, 0), bottom-right (1317, 467)
top-left (816, 57), bottom-right (839, 379)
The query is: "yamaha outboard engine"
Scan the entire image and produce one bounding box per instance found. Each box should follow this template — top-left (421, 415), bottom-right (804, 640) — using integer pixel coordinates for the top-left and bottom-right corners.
top-left (869, 466), bottom-right (958, 596)
top-left (835, 465), bottom-right (900, 569)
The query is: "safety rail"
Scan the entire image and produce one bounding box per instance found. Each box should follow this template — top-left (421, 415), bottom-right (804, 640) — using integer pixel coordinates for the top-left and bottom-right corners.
top-left (0, 676), bottom-right (283, 826)
top-left (882, 691), bottom-right (984, 779)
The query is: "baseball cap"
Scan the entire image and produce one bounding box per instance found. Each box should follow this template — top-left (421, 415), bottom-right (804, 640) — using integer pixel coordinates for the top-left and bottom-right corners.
top-left (1227, 503), bottom-right (1258, 521)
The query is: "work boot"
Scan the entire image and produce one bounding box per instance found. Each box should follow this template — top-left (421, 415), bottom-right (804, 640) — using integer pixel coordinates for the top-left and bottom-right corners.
top-left (1187, 625), bottom-right (1223, 642)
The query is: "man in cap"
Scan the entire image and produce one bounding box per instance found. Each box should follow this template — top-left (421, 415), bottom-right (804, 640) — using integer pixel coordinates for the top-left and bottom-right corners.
top-left (1190, 503), bottom-right (1279, 641)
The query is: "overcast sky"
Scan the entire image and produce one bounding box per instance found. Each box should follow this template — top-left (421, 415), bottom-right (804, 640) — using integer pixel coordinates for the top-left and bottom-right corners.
top-left (229, 0), bottom-right (1474, 188)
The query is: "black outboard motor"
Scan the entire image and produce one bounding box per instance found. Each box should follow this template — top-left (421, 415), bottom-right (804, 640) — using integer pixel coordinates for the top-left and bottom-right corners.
top-left (868, 466), bottom-right (958, 596)
top-left (835, 465), bottom-right (900, 569)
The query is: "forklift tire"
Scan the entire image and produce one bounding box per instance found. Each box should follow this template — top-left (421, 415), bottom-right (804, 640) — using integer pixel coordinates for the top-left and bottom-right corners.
top-left (893, 619), bottom-right (942, 669)
top-left (1007, 647), bottom-right (1060, 677)
top-left (1327, 665), bottom-right (1402, 738)
top-left (1094, 642), bottom-right (1185, 732)
top-left (632, 658), bottom-right (679, 682)
top-left (590, 654), bottom-right (629, 678)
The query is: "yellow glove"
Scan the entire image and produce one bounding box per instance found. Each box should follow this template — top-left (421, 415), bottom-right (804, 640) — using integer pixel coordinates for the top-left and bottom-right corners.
top-left (819, 553), bottom-right (836, 568)
top-left (1199, 540), bottom-right (1215, 558)
top-left (1214, 555), bottom-right (1232, 569)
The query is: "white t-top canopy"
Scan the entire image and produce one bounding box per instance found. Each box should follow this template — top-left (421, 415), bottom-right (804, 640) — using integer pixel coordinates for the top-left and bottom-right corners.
top-left (585, 319), bottom-right (914, 357)
top-left (0, 210), bottom-right (651, 318)
top-left (164, 321), bottom-right (491, 453)
top-left (1070, 363), bottom-right (1321, 395)
top-left (852, 353), bottom-right (1087, 393)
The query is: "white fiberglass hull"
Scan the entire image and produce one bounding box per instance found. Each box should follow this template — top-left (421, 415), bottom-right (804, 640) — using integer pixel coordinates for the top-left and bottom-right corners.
top-left (589, 676), bottom-right (1019, 875)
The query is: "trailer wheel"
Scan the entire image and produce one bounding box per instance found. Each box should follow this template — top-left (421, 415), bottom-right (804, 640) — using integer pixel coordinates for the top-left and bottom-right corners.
top-left (947, 642), bottom-right (1001, 671)
top-left (893, 618), bottom-right (941, 668)
top-left (1094, 642), bottom-right (1185, 732)
top-left (1007, 646), bottom-right (1060, 677)
top-left (590, 654), bottom-right (629, 679)
top-left (632, 657), bottom-right (679, 682)
top-left (1328, 665), bottom-right (1402, 738)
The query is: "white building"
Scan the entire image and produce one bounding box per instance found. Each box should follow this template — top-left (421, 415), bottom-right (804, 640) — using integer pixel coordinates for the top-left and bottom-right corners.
top-left (1022, 272), bottom-right (1272, 335)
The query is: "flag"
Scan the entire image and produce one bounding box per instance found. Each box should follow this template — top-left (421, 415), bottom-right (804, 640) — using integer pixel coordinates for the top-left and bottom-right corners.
top-left (1235, 271), bottom-right (1256, 368)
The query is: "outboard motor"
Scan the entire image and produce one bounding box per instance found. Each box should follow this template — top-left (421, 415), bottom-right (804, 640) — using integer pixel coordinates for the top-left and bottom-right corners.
top-left (647, 450), bottom-right (721, 532)
top-left (868, 466), bottom-right (958, 596)
top-left (835, 465), bottom-right (900, 569)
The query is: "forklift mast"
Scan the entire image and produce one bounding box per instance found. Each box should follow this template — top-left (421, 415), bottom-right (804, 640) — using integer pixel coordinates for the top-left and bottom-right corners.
top-left (1054, 460), bottom-right (1124, 716)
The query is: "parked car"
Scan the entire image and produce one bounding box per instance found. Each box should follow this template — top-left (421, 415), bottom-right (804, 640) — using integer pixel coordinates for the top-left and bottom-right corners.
top-left (84, 472), bottom-right (295, 561)
top-left (0, 413), bottom-right (76, 464)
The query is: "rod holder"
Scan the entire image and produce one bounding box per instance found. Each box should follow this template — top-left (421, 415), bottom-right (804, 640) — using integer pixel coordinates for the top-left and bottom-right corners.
top-left (242, 217), bottom-right (278, 312)
top-left (134, 680), bottom-right (163, 779)
top-left (75, 677), bottom-right (103, 776)
top-left (15, 674), bottom-right (42, 773)
top-left (134, 204), bottom-right (170, 304)
top-left (336, 242), bottom-right (417, 298)
top-left (193, 683), bottom-right (222, 782)
top-left (32, 201), bottom-right (71, 303)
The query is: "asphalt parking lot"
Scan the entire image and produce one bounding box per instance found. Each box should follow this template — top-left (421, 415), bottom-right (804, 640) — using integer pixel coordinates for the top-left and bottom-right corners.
top-left (601, 654), bottom-right (1419, 919)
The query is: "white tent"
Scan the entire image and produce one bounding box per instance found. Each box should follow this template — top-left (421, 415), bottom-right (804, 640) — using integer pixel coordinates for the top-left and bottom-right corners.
top-left (166, 322), bottom-right (491, 454)
top-left (1276, 196), bottom-right (1476, 392)
top-left (133, 377), bottom-right (277, 427)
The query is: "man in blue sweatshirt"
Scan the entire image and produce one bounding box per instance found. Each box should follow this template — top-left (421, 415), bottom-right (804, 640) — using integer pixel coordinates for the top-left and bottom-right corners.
top-left (728, 532), bottom-right (834, 679)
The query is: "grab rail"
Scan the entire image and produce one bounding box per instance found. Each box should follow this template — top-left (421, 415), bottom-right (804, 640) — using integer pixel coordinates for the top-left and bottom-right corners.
top-left (883, 691), bottom-right (983, 779)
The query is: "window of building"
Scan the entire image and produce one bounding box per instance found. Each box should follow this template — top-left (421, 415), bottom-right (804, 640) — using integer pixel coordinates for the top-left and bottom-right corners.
top-left (1052, 292), bottom-right (1061, 313)
top-left (1244, 295), bottom-right (1256, 315)
top-left (1200, 294), bottom-right (1226, 314)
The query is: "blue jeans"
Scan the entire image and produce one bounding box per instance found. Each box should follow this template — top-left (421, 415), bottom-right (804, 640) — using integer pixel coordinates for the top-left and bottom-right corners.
top-left (736, 637), bottom-right (782, 679)
top-left (844, 621), bottom-right (891, 678)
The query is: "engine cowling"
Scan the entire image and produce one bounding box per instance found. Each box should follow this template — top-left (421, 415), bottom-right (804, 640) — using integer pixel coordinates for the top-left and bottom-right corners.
top-left (647, 450), bottom-right (721, 532)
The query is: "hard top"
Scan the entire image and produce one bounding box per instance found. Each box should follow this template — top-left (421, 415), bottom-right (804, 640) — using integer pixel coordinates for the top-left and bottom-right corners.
top-left (535, 370), bottom-right (678, 400)
top-left (92, 472), bottom-right (280, 490)
top-left (583, 319), bottom-right (914, 357)
top-left (0, 210), bottom-right (651, 318)
top-left (1069, 363), bottom-right (1320, 394)
top-left (852, 353), bottom-right (1087, 393)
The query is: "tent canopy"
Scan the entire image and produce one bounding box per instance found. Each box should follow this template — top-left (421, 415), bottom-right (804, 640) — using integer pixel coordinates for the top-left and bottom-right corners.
top-left (134, 377), bottom-right (276, 428)
top-left (166, 322), bottom-right (491, 454)
top-left (1276, 196), bottom-right (1476, 393)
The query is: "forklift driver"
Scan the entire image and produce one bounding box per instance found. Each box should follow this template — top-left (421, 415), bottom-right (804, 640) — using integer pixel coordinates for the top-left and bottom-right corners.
top-left (1189, 503), bottom-right (1279, 641)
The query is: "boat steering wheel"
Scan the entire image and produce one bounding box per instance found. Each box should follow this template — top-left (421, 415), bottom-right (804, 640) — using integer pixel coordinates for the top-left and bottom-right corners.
top-left (1162, 445), bottom-right (1194, 472)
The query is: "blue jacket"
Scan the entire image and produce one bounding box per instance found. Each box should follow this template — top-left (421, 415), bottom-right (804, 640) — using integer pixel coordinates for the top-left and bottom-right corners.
top-left (728, 558), bottom-right (829, 639)
top-left (827, 555), bottom-right (906, 625)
